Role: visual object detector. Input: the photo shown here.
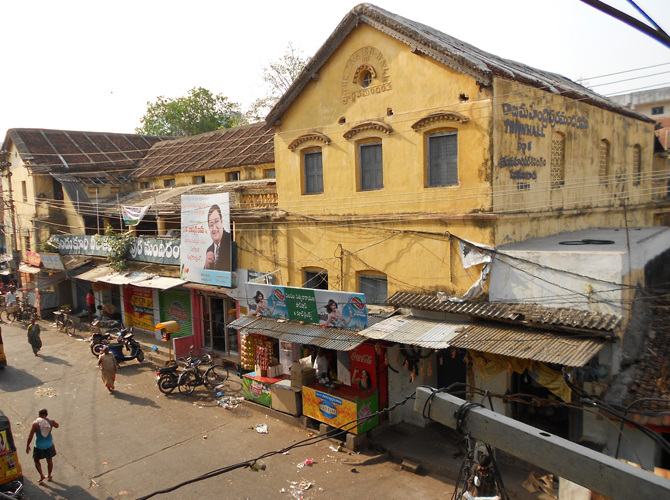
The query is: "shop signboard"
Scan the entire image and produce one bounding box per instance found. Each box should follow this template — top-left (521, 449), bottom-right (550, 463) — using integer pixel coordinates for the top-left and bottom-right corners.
top-left (39, 253), bottom-right (65, 271)
top-left (52, 235), bottom-right (180, 266)
top-left (124, 285), bottom-right (155, 331)
top-left (302, 385), bottom-right (378, 435)
top-left (24, 251), bottom-right (42, 267)
top-left (242, 376), bottom-right (273, 407)
top-left (245, 284), bottom-right (368, 329)
top-left (159, 289), bottom-right (192, 339)
top-left (180, 193), bottom-right (232, 287)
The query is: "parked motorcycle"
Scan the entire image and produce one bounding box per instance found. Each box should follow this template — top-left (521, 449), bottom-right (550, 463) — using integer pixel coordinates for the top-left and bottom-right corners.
top-left (107, 330), bottom-right (144, 364)
top-left (90, 327), bottom-right (130, 356)
top-left (156, 364), bottom-right (180, 394)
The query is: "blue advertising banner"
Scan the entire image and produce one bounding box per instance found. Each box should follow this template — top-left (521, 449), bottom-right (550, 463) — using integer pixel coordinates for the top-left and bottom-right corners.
top-left (245, 284), bottom-right (368, 330)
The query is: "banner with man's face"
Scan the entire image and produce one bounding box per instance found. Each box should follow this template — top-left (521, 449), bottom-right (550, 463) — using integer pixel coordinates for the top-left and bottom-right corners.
top-left (180, 193), bottom-right (232, 287)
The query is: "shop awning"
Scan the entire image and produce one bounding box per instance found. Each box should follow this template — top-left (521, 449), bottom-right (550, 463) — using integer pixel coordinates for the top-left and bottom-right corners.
top-left (18, 264), bottom-right (41, 274)
top-left (134, 276), bottom-right (187, 290)
top-left (182, 282), bottom-right (231, 296)
top-left (97, 271), bottom-right (152, 286)
top-left (76, 266), bottom-right (114, 282)
top-left (0, 254), bottom-right (13, 264)
top-left (357, 315), bottom-right (470, 349)
top-left (448, 324), bottom-right (608, 367)
top-left (228, 316), bottom-right (366, 351)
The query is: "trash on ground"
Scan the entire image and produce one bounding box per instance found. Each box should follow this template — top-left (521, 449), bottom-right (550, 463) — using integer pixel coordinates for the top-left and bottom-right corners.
top-left (255, 423), bottom-right (268, 434)
top-left (215, 391), bottom-right (224, 397)
top-left (329, 445), bottom-right (343, 453)
top-left (304, 459), bottom-right (314, 466)
top-left (218, 396), bottom-right (244, 409)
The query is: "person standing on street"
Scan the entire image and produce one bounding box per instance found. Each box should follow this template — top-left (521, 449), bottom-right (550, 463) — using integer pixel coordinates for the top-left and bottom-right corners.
top-left (5, 286), bottom-right (16, 307)
top-left (26, 408), bottom-right (59, 483)
top-left (467, 453), bottom-right (499, 498)
top-left (98, 345), bottom-right (119, 394)
top-left (87, 289), bottom-right (96, 324)
top-left (27, 318), bottom-right (42, 357)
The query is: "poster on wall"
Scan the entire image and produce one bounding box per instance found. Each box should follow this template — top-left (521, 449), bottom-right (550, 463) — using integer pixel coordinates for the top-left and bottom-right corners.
top-left (349, 343), bottom-right (376, 392)
top-left (124, 285), bottom-right (155, 331)
top-left (160, 289), bottom-right (193, 339)
top-left (245, 284), bottom-right (368, 329)
top-left (180, 193), bottom-right (232, 287)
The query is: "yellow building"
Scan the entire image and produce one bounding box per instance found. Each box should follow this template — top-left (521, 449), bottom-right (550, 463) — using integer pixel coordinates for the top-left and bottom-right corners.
top-left (235, 4), bottom-right (662, 303)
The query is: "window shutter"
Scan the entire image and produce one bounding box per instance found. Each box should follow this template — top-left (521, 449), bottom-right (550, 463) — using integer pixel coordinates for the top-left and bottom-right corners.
top-left (429, 133), bottom-right (457, 187)
top-left (360, 143), bottom-right (383, 190)
top-left (304, 152), bottom-right (323, 193)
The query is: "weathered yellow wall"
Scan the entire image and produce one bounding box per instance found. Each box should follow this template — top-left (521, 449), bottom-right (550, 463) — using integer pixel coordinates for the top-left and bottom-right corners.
top-left (492, 79), bottom-right (657, 244)
top-left (274, 24), bottom-right (492, 217)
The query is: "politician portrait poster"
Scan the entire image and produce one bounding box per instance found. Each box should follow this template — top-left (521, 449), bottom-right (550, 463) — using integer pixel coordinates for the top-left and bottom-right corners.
top-left (180, 193), bottom-right (232, 287)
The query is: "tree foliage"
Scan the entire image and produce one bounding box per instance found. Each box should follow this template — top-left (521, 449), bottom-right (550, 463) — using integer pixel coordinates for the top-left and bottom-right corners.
top-left (95, 226), bottom-right (133, 272)
top-left (247, 43), bottom-right (310, 122)
top-left (136, 87), bottom-right (247, 137)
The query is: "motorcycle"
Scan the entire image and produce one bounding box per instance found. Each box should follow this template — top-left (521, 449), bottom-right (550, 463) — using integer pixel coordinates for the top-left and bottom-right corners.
top-left (90, 327), bottom-right (130, 356)
top-left (106, 330), bottom-right (144, 364)
top-left (156, 364), bottom-right (180, 394)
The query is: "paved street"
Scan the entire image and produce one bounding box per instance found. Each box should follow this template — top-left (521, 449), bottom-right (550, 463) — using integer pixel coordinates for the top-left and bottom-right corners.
top-left (0, 320), bottom-right (454, 500)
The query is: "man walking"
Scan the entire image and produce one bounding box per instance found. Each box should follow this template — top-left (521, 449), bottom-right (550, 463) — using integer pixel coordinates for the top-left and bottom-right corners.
top-left (26, 408), bottom-right (59, 483)
top-left (87, 289), bottom-right (96, 324)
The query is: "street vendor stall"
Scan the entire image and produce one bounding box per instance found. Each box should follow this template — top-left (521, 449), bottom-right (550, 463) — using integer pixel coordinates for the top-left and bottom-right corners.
top-left (242, 371), bottom-right (290, 408)
top-left (302, 381), bottom-right (379, 435)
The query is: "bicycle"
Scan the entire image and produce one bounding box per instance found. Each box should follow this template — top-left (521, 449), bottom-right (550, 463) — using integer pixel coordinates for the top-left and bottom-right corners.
top-left (53, 308), bottom-right (75, 336)
top-left (177, 353), bottom-right (229, 395)
top-left (1, 297), bottom-right (37, 324)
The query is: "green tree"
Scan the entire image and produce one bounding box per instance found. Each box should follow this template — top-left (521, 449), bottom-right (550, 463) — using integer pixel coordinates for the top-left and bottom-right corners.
top-left (247, 43), bottom-right (310, 122)
top-left (136, 87), bottom-right (247, 137)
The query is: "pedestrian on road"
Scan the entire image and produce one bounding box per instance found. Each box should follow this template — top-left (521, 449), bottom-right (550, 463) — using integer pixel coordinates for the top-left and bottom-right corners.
top-left (26, 408), bottom-right (59, 483)
top-left (86, 289), bottom-right (96, 324)
top-left (98, 345), bottom-right (119, 394)
top-left (27, 318), bottom-right (42, 357)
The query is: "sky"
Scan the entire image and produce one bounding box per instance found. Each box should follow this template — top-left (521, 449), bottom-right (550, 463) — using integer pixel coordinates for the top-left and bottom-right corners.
top-left (1, 0), bottom-right (669, 139)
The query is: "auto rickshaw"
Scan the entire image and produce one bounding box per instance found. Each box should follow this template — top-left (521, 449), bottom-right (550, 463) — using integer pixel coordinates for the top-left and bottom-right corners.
top-left (0, 410), bottom-right (23, 498)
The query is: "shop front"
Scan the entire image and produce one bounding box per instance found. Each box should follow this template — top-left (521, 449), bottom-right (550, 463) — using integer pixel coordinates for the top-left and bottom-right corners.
top-left (184, 283), bottom-right (239, 359)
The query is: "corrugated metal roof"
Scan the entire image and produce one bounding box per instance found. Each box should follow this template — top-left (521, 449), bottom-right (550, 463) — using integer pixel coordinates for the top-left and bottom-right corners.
top-left (97, 271), bottom-right (151, 285)
top-left (75, 266), bottom-right (113, 282)
top-left (449, 324), bottom-right (608, 367)
top-left (358, 315), bottom-right (470, 349)
top-left (133, 276), bottom-right (186, 290)
top-left (227, 316), bottom-right (366, 351)
top-left (386, 292), bottom-right (621, 332)
top-left (18, 264), bottom-right (41, 274)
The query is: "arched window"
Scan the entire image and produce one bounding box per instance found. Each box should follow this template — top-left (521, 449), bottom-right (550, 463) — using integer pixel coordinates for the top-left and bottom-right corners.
top-left (551, 133), bottom-right (565, 188)
top-left (599, 139), bottom-right (610, 183)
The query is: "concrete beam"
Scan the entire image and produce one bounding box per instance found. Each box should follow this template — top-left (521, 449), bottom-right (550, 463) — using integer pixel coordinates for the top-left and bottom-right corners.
top-left (414, 387), bottom-right (670, 500)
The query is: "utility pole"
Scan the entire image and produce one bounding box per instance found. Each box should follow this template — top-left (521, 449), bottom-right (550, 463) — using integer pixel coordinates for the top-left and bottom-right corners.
top-left (0, 151), bottom-right (20, 286)
top-left (414, 387), bottom-right (670, 500)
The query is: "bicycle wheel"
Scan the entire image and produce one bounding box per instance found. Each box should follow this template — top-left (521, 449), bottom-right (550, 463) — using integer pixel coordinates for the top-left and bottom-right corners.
top-left (0, 309), bottom-right (14, 324)
top-left (204, 364), bottom-right (229, 389)
top-left (178, 370), bottom-right (196, 395)
top-left (65, 319), bottom-right (75, 336)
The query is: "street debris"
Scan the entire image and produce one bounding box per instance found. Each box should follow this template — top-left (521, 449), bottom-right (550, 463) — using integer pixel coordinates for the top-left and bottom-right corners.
top-left (218, 396), bottom-right (244, 409)
top-left (329, 445), bottom-right (343, 453)
top-left (255, 423), bottom-right (268, 434)
top-left (287, 480), bottom-right (314, 499)
top-left (34, 387), bottom-right (57, 398)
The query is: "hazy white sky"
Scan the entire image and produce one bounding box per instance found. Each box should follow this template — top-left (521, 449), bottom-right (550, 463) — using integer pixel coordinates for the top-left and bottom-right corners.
top-left (2, 0), bottom-right (669, 139)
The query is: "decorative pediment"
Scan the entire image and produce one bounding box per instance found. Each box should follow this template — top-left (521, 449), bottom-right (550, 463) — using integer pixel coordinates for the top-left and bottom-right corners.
top-left (343, 121), bottom-right (393, 140)
top-left (288, 132), bottom-right (332, 151)
top-left (352, 63), bottom-right (377, 83)
top-left (411, 111), bottom-right (470, 131)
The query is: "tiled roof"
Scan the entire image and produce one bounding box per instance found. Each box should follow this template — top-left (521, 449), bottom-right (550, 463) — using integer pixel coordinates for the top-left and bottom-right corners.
top-left (266, 3), bottom-right (653, 127)
top-left (132, 122), bottom-right (274, 179)
top-left (623, 296), bottom-right (670, 427)
top-left (5, 128), bottom-right (168, 172)
top-left (386, 291), bottom-right (621, 333)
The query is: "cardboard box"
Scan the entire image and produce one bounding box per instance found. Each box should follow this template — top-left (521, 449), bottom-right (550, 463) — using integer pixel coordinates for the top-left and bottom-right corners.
top-left (290, 362), bottom-right (316, 389)
top-left (271, 379), bottom-right (302, 416)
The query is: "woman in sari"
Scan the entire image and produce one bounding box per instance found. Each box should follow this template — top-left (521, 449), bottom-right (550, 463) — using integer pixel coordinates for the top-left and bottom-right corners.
top-left (98, 345), bottom-right (119, 394)
top-left (27, 319), bottom-right (42, 356)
